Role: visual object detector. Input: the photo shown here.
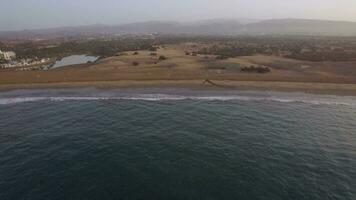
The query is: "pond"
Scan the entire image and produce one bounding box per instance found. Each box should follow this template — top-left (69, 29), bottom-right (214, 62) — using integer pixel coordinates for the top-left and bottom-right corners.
top-left (50, 55), bottom-right (98, 69)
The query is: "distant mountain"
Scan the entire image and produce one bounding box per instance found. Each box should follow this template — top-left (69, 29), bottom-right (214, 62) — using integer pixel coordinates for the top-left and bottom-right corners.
top-left (1, 18), bottom-right (356, 40)
top-left (244, 19), bottom-right (356, 35)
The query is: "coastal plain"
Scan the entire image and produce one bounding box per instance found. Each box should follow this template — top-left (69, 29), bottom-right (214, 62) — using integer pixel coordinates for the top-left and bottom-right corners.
top-left (1, 44), bottom-right (356, 95)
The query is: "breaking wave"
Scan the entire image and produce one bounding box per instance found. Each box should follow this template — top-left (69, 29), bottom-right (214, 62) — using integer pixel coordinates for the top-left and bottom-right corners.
top-left (1, 94), bottom-right (356, 106)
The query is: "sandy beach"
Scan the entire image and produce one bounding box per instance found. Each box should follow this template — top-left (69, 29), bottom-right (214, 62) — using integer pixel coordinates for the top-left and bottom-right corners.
top-left (1, 80), bottom-right (356, 96)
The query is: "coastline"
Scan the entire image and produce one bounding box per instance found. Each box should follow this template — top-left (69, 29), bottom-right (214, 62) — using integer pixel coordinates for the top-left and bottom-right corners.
top-left (1, 80), bottom-right (356, 96)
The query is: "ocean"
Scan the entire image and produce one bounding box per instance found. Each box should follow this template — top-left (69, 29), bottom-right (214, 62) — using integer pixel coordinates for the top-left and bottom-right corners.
top-left (0, 88), bottom-right (355, 200)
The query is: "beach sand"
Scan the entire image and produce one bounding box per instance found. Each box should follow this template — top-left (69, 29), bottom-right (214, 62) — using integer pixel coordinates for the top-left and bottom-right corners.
top-left (1, 80), bottom-right (356, 96)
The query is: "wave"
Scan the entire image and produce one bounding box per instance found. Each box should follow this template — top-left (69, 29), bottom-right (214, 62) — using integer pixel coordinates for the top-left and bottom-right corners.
top-left (0, 97), bottom-right (48, 105)
top-left (1, 94), bottom-right (356, 106)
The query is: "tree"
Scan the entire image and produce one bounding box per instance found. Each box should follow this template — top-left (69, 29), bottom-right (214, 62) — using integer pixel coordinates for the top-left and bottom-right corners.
top-left (149, 46), bottom-right (157, 51)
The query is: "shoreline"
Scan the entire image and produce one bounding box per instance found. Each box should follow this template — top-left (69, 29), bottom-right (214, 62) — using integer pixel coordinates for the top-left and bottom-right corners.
top-left (1, 80), bottom-right (356, 96)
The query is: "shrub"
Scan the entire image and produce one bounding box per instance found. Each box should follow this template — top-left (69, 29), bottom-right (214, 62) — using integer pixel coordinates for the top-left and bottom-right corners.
top-left (216, 55), bottom-right (229, 60)
top-left (241, 66), bottom-right (271, 73)
top-left (132, 61), bottom-right (139, 66)
top-left (257, 67), bottom-right (271, 73)
top-left (149, 46), bottom-right (157, 51)
top-left (159, 55), bottom-right (167, 60)
top-left (133, 52), bottom-right (139, 55)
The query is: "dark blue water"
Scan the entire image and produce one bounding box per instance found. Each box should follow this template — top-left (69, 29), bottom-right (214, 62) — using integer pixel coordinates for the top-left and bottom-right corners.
top-left (0, 88), bottom-right (355, 200)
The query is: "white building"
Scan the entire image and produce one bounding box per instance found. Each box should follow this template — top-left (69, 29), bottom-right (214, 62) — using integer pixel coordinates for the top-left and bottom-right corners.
top-left (0, 50), bottom-right (16, 61)
top-left (4, 51), bottom-right (16, 60)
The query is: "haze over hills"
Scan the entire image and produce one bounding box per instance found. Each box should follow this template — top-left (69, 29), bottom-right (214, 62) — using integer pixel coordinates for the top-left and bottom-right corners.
top-left (1, 18), bottom-right (356, 40)
top-left (245, 19), bottom-right (356, 35)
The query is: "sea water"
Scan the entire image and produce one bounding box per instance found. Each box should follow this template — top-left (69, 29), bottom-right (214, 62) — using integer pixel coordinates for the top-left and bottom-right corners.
top-left (0, 88), bottom-right (355, 199)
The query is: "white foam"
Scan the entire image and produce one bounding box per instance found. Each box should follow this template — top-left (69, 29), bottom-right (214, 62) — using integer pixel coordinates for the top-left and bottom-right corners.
top-left (0, 94), bottom-right (356, 106)
top-left (0, 97), bottom-right (48, 105)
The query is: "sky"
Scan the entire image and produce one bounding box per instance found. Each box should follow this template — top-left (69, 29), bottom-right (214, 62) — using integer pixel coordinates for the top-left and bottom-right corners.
top-left (1, 0), bottom-right (356, 31)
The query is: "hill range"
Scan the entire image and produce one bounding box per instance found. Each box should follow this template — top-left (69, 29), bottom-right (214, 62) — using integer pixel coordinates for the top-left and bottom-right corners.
top-left (1, 18), bottom-right (356, 40)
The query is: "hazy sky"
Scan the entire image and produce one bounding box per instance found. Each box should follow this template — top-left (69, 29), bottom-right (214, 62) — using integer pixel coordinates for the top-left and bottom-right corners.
top-left (1, 0), bottom-right (356, 31)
